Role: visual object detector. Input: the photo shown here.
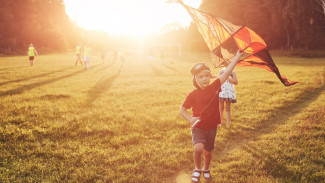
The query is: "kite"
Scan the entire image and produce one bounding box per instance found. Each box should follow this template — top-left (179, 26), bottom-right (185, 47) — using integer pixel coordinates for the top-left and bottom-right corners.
top-left (174, 0), bottom-right (297, 86)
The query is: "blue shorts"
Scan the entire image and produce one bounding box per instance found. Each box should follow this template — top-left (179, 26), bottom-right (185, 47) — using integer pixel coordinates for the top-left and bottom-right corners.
top-left (191, 127), bottom-right (217, 151)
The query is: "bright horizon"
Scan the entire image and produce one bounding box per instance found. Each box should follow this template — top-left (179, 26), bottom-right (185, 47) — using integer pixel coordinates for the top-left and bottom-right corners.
top-left (64, 0), bottom-right (202, 37)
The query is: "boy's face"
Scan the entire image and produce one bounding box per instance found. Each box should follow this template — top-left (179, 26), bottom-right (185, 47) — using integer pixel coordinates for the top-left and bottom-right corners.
top-left (195, 71), bottom-right (211, 89)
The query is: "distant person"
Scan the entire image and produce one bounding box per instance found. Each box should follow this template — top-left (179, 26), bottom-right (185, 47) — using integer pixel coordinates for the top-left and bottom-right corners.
top-left (179, 50), bottom-right (243, 182)
top-left (118, 49), bottom-right (125, 71)
top-left (74, 45), bottom-right (83, 66)
top-left (27, 44), bottom-right (38, 66)
top-left (83, 45), bottom-right (92, 70)
top-left (101, 49), bottom-right (106, 64)
top-left (218, 67), bottom-right (238, 127)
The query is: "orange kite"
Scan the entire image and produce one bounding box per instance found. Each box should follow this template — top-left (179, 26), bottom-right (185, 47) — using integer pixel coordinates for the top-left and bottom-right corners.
top-left (176, 1), bottom-right (297, 86)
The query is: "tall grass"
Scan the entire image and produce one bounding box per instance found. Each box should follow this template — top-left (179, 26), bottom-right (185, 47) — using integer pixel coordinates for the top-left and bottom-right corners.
top-left (0, 52), bottom-right (324, 182)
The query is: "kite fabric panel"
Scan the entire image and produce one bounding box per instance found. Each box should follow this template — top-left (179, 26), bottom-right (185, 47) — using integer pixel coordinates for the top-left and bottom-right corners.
top-left (178, 1), bottom-right (297, 86)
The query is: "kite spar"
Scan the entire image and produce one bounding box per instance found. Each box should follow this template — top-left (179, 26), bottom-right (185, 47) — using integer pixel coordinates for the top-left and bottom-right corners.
top-left (173, 0), bottom-right (297, 86)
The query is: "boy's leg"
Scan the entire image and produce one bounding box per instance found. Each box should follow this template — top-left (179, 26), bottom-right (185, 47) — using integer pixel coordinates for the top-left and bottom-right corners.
top-left (203, 150), bottom-right (212, 170)
top-left (225, 102), bottom-right (231, 126)
top-left (202, 128), bottom-right (217, 177)
top-left (193, 143), bottom-right (204, 169)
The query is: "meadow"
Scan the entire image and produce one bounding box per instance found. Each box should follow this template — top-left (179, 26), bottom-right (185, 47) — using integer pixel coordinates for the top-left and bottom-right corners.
top-left (0, 51), bottom-right (324, 182)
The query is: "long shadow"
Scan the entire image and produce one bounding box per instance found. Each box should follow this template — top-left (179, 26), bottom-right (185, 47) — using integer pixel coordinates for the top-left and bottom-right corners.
top-left (148, 63), bottom-right (163, 76)
top-left (241, 144), bottom-right (302, 182)
top-left (85, 70), bottom-right (120, 105)
top-left (0, 65), bottom-right (99, 97)
top-left (0, 66), bottom-right (72, 86)
top-left (162, 61), bottom-right (178, 72)
top-left (94, 62), bottom-right (115, 72)
top-left (214, 82), bottom-right (325, 157)
top-left (0, 66), bottom-right (29, 72)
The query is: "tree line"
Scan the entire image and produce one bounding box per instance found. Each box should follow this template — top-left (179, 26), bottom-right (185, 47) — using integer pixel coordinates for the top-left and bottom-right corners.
top-left (0, 0), bottom-right (324, 54)
top-left (0, 0), bottom-right (111, 54)
top-left (198, 0), bottom-right (325, 50)
top-left (0, 0), bottom-right (77, 54)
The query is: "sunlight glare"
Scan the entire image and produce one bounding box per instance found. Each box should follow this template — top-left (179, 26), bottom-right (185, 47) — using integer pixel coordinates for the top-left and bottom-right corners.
top-left (64, 0), bottom-right (202, 36)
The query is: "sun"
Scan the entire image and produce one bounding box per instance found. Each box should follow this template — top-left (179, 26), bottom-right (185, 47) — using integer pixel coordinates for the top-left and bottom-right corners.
top-left (64, 0), bottom-right (202, 37)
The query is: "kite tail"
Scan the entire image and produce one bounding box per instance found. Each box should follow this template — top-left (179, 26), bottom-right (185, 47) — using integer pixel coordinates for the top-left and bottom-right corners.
top-left (238, 48), bottom-right (298, 86)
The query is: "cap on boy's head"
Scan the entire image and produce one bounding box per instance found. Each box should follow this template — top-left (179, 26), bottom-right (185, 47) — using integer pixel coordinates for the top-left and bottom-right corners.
top-left (191, 62), bottom-right (211, 76)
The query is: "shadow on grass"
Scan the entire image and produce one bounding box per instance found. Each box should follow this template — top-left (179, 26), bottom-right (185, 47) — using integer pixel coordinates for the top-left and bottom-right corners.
top-left (148, 63), bottom-right (163, 76)
top-left (207, 82), bottom-right (325, 181)
top-left (216, 81), bottom-right (325, 151)
top-left (85, 70), bottom-right (121, 105)
top-left (0, 66), bottom-right (30, 72)
top-left (94, 62), bottom-right (115, 73)
top-left (162, 61), bottom-right (178, 72)
top-left (0, 66), bottom-right (72, 86)
top-left (0, 65), bottom-right (99, 97)
top-left (242, 144), bottom-right (302, 182)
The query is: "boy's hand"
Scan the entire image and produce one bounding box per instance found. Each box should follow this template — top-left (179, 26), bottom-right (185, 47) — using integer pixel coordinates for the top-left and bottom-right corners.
top-left (190, 117), bottom-right (199, 125)
top-left (235, 50), bottom-right (244, 61)
top-left (190, 117), bottom-right (200, 129)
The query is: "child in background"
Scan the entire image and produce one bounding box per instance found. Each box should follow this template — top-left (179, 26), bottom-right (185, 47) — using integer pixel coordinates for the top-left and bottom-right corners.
top-left (83, 45), bottom-right (92, 70)
top-left (218, 67), bottom-right (238, 127)
top-left (179, 50), bottom-right (243, 182)
top-left (118, 49), bottom-right (125, 71)
top-left (75, 45), bottom-right (83, 66)
top-left (27, 44), bottom-right (38, 66)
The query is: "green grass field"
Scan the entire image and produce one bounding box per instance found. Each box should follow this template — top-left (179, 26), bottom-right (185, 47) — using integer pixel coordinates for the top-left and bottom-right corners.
top-left (0, 52), bottom-right (325, 182)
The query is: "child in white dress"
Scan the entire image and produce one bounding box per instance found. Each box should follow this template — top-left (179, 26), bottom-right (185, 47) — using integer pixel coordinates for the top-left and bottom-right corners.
top-left (218, 67), bottom-right (238, 127)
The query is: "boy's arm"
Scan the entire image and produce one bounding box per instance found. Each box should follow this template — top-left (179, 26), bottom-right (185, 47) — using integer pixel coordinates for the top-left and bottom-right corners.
top-left (219, 50), bottom-right (243, 85)
top-left (179, 107), bottom-right (199, 124)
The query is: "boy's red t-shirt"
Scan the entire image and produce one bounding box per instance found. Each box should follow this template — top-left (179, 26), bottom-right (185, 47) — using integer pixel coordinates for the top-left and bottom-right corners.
top-left (182, 79), bottom-right (222, 130)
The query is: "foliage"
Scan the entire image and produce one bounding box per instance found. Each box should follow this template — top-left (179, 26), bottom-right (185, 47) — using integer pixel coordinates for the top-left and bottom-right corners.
top-left (0, 52), bottom-right (324, 182)
top-left (199, 0), bottom-right (325, 50)
top-left (0, 0), bottom-right (78, 53)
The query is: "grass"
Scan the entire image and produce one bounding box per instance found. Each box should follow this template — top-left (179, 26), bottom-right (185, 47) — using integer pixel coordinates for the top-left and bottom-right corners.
top-left (0, 51), bottom-right (324, 182)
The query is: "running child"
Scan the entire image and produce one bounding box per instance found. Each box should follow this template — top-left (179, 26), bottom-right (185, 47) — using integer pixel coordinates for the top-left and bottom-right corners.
top-left (75, 45), bottom-right (83, 66)
top-left (27, 44), bottom-right (38, 66)
top-left (83, 45), bottom-right (92, 70)
top-left (179, 50), bottom-right (243, 182)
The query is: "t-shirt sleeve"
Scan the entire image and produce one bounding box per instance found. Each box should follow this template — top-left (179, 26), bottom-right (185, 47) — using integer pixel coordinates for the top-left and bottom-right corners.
top-left (182, 92), bottom-right (194, 109)
top-left (211, 78), bottom-right (222, 92)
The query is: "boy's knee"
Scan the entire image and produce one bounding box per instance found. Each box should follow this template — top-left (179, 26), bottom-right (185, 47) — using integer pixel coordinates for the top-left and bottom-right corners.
top-left (203, 149), bottom-right (212, 156)
top-left (194, 143), bottom-right (204, 154)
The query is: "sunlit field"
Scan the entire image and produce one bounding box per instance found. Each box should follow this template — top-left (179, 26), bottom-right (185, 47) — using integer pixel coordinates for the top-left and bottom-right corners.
top-left (0, 52), bottom-right (325, 182)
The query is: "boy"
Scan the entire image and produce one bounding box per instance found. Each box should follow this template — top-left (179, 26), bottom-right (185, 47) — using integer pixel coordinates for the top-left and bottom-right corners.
top-left (179, 50), bottom-right (243, 182)
top-left (27, 44), bottom-right (38, 66)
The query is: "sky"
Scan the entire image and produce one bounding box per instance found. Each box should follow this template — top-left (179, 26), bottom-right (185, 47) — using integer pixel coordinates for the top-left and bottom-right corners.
top-left (64, 0), bottom-right (202, 37)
